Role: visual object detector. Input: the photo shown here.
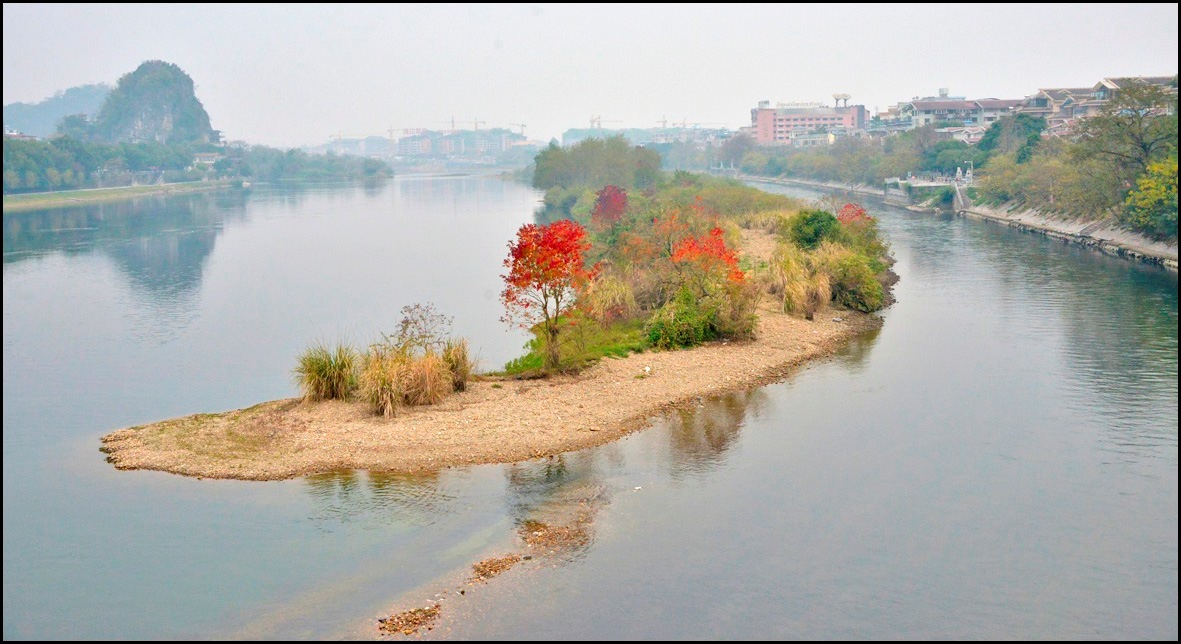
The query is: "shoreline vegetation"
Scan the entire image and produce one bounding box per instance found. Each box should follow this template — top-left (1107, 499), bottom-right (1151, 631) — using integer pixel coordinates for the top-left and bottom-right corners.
top-left (740, 174), bottom-right (1178, 270)
top-left (2, 180), bottom-right (235, 212)
top-left (101, 139), bottom-right (897, 481)
top-left (717, 81), bottom-right (1176, 267)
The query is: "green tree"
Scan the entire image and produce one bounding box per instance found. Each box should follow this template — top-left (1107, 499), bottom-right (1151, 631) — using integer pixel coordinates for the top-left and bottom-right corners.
top-left (978, 114), bottom-right (1045, 163)
top-left (531, 136), bottom-right (660, 192)
top-left (1076, 80), bottom-right (1179, 183)
top-left (718, 134), bottom-right (754, 166)
top-left (1123, 157), bottom-right (1178, 239)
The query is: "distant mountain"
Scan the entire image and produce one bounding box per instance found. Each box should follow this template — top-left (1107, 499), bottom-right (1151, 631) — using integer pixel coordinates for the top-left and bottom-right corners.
top-left (92, 60), bottom-right (215, 144)
top-left (2, 84), bottom-right (111, 137)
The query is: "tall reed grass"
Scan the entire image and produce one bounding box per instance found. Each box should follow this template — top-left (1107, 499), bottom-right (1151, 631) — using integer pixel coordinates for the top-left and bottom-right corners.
top-left (358, 339), bottom-right (475, 417)
top-left (294, 342), bottom-right (358, 401)
top-left (442, 338), bottom-right (475, 392)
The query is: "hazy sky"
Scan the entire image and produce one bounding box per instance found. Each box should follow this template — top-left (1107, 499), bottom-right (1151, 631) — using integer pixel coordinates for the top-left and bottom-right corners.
top-left (4, 3), bottom-right (1177, 147)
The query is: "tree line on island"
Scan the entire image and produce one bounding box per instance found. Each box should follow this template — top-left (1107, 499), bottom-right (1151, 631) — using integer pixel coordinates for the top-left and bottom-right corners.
top-left (294, 137), bottom-right (893, 417)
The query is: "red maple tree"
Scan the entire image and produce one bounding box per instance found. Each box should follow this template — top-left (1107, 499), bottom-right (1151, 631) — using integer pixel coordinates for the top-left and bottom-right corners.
top-left (836, 202), bottom-right (872, 224)
top-left (590, 185), bottom-right (628, 229)
top-left (500, 220), bottom-right (595, 370)
top-left (671, 226), bottom-right (745, 286)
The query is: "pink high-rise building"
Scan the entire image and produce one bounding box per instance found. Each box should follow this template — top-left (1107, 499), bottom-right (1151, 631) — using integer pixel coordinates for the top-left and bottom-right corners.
top-left (750, 100), bottom-right (867, 145)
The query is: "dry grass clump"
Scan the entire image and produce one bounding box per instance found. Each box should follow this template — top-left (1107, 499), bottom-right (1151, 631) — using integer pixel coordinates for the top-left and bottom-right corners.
top-left (294, 304), bottom-right (479, 418)
top-left (401, 351), bottom-right (452, 406)
top-left (735, 208), bottom-right (796, 232)
top-left (809, 241), bottom-right (884, 312)
top-left (584, 271), bottom-right (639, 324)
top-left (293, 342), bottom-right (357, 401)
top-left (359, 346), bottom-right (407, 418)
top-left (359, 347), bottom-right (463, 417)
top-left (771, 243), bottom-right (831, 320)
top-left (441, 338), bottom-right (474, 392)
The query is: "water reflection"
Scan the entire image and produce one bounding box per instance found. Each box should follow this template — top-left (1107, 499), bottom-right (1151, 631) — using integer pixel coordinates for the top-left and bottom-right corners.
top-left (503, 454), bottom-right (608, 561)
top-left (3, 192), bottom-right (245, 300)
top-left (904, 210), bottom-right (1178, 461)
top-left (830, 325), bottom-right (881, 374)
top-left (664, 389), bottom-right (768, 480)
top-left (304, 470), bottom-right (455, 532)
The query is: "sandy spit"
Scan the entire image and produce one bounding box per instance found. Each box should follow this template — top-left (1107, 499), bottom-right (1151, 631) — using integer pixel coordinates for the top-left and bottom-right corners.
top-left (100, 228), bottom-right (883, 481)
top-left (99, 308), bottom-right (878, 481)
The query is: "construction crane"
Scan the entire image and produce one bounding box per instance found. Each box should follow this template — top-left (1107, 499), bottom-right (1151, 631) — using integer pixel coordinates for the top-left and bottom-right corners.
top-left (508, 123), bottom-right (527, 136)
top-left (472, 118), bottom-right (486, 130)
top-left (589, 116), bottom-right (622, 129)
top-left (656, 116), bottom-right (669, 128)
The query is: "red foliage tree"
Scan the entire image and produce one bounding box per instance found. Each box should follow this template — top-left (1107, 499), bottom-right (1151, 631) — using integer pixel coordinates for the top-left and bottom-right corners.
top-left (671, 226), bottom-right (745, 287)
top-left (590, 185), bottom-right (628, 229)
top-left (501, 220), bottom-right (595, 370)
top-left (836, 202), bottom-right (871, 224)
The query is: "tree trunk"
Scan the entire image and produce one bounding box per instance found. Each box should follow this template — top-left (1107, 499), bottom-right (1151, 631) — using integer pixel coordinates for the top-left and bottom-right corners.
top-left (544, 323), bottom-right (561, 371)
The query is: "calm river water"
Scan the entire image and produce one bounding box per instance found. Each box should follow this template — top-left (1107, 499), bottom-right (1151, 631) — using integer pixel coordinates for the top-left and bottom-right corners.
top-left (3, 177), bottom-right (1176, 639)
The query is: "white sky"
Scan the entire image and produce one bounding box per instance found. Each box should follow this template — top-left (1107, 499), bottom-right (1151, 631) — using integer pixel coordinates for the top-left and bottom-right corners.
top-left (3, 3), bottom-right (1177, 147)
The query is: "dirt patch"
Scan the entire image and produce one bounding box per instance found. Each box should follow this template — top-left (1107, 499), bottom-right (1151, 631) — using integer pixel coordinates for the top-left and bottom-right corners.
top-left (378, 603), bottom-right (441, 636)
top-left (740, 227), bottom-right (779, 263)
top-left (470, 555), bottom-right (521, 582)
top-left (518, 519), bottom-right (591, 553)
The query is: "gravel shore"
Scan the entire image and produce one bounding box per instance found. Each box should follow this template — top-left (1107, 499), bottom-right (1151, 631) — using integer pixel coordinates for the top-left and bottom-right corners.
top-left (100, 230), bottom-right (885, 481)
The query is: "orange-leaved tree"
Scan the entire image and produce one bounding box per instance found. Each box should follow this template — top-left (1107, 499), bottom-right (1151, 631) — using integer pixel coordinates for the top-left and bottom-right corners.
top-left (671, 226), bottom-right (745, 294)
top-left (501, 219), bottom-right (596, 370)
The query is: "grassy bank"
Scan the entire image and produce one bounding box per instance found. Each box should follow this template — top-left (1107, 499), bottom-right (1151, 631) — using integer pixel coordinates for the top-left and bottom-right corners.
top-left (3, 180), bottom-right (233, 213)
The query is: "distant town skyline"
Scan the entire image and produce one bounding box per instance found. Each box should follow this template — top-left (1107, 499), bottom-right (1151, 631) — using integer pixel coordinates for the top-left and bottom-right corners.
top-left (4, 4), bottom-right (1177, 147)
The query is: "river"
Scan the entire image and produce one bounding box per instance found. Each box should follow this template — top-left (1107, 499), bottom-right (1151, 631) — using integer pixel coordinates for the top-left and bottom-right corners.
top-left (2, 177), bottom-right (1176, 639)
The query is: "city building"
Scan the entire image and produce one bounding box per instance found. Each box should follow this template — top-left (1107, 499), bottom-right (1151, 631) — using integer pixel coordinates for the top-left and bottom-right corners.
top-left (898, 87), bottom-right (1022, 128)
top-left (1015, 75), bottom-right (1177, 134)
top-left (562, 126), bottom-right (731, 147)
top-left (748, 98), bottom-right (868, 146)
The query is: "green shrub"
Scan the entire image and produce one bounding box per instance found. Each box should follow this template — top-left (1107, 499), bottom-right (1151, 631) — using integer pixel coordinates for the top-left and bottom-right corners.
top-left (646, 287), bottom-right (717, 348)
top-left (705, 279), bottom-right (759, 339)
top-left (816, 245), bottom-right (885, 312)
top-left (294, 342), bottom-right (358, 401)
top-left (499, 316), bottom-right (647, 376)
top-left (788, 209), bottom-right (840, 250)
top-left (501, 345), bottom-right (544, 375)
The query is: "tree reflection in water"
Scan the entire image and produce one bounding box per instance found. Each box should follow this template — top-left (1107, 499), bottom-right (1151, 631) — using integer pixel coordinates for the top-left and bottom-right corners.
top-left (303, 470), bottom-right (455, 532)
top-left (664, 388), bottom-right (769, 481)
